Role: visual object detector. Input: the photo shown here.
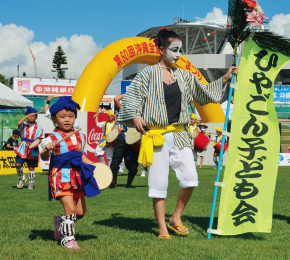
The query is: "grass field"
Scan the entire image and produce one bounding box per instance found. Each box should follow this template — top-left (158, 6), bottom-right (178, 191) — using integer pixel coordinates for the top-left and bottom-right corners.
top-left (1, 166), bottom-right (290, 260)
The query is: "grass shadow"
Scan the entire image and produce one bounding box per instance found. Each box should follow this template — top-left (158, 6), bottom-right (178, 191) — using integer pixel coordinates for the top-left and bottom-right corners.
top-left (76, 234), bottom-right (98, 241)
top-left (93, 213), bottom-right (158, 235)
top-left (29, 230), bottom-right (55, 241)
top-left (219, 233), bottom-right (265, 240)
top-left (273, 214), bottom-right (290, 224)
top-left (182, 215), bottom-right (213, 233)
top-left (29, 230), bottom-right (98, 241)
top-left (110, 184), bottom-right (147, 188)
top-left (180, 215), bottom-right (264, 240)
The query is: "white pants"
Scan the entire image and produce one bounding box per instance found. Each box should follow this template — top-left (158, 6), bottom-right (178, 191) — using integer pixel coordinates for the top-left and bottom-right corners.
top-left (148, 132), bottom-right (199, 198)
top-left (192, 150), bottom-right (197, 165)
top-left (95, 145), bottom-right (114, 159)
top-left (95, 145), bottom-right (114, 167)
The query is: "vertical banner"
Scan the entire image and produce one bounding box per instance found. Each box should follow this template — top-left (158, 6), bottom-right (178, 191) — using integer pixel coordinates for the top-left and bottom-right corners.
top-left (217, 39), bottom-right (290, 235)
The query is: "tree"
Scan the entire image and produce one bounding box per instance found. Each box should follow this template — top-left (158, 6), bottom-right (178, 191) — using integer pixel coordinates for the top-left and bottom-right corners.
top-left (0, 74), bottom-right (10, 88)
top-left (51, 46), bottom-right (68, 78)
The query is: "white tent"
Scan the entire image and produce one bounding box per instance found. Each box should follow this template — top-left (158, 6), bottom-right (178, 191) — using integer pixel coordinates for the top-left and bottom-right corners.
top-left (0, 82), bottom-right (33, 108)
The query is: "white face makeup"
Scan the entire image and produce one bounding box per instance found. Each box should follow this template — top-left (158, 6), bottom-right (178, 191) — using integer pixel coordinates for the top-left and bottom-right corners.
top-left (165, 40), bottom-right (183, 64)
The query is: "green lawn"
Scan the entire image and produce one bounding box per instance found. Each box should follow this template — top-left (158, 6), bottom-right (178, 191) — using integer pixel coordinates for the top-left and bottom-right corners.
top-left (281, 125), bottom-right (290, 130)
top-left (281, 139), bottom-right (290, 144)
top-left (1, 166), bottom-right (290, 260)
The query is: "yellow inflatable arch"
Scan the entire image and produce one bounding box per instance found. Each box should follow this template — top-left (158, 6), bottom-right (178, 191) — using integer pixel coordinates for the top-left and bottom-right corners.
top-left (72, 37), bottom-right (225, 123)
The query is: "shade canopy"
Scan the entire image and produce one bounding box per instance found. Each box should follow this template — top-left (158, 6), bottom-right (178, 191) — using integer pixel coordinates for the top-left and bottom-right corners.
top-left (0, 83), bottom-right (33, 109)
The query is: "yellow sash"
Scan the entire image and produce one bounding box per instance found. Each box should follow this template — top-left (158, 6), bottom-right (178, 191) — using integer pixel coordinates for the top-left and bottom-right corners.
top-left (189, 124), bottom-right (197, 133)
top-left (212, 135), bottom-right (222, 146)
top-left (99, 121), bottom-right (116, 148)
top-left (138, 124), bottom-right (185, 167)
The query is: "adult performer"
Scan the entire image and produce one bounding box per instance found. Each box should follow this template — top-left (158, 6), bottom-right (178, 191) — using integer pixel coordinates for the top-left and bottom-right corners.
top-left (117, 27), bottom-right (238, 239)
top-left (188, 113), bottom-right (200, 165)
top-left (196, 122), bottom-right (209, 169)
top-left (113, 94), bottom-right (125, 174)
top-left (95, 110), bottom-right (119, 167)
top-left (212, 127), bottom-right (225, 170)
top-left (110, 94), bottom-right (139, 188)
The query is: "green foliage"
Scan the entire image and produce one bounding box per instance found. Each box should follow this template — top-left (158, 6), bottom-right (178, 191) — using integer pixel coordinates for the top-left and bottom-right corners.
top-left (1, 167), bottom-right (290, 259)
top-left (253, 32), bottom-right (290, 57)
top-left (0, 74), bottom-right (10, 88)
top-left (51, 46), bottom-right (68, 79)
top-left (226, 0), bottom-right (258, 48)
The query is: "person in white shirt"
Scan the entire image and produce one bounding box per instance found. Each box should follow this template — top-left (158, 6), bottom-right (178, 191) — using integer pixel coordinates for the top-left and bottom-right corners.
top-left (95, 110), bottom-right (120, 167)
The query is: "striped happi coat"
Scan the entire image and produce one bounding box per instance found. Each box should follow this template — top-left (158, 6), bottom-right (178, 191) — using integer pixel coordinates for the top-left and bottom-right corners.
top-left (117, 64), bottom-right (224, 149)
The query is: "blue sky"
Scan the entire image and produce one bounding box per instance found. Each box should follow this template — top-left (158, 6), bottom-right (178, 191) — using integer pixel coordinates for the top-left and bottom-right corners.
top-left (0, 0), bottom-right (289, 94)
top-left (1, 0), bottom-right (288, 47)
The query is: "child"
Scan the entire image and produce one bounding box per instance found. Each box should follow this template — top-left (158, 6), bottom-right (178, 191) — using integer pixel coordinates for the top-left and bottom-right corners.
top-left (41, 96), bottom-right (100, 250)
top-left (15, 106), bottom-right (43, 189)
top-left (44, 95), bottom-right (80, 130)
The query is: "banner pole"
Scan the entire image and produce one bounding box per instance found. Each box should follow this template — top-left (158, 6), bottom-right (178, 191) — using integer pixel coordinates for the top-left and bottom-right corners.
top-left (207, 43), bottom-right (239, 240)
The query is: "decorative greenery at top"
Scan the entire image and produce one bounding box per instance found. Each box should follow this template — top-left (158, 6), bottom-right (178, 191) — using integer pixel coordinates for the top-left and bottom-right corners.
top-left (226, 0), bottom-right (265, 48)
top-left (252, 32), bottom-right (290, 57)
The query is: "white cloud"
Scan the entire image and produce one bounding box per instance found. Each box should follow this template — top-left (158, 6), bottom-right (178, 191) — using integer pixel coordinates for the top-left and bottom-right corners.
top-left (0, 23), bottom-right (102, 80)
top-left (269, 13), bottom-right (290, 37)
top-left (202, 8), bottom-right (230, 54)
top-left (203, 7), bottom-right (227, 23)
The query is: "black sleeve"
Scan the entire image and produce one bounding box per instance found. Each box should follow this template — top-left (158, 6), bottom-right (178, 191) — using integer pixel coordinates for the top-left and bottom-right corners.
top-left (5, 137), bottom-right (13, 150)
top-left (7, 137), bottom-right (14, 146)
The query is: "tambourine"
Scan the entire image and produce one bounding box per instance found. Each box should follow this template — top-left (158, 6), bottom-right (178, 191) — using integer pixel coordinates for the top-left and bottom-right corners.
top-left (29, 139), bottom-right (42, 149)
top-left (92, 162), bottom-right (113, 190)
top-left (125, 128), bottom-right (141, 145)
top-left (106, 128), bottom-right (119, 143)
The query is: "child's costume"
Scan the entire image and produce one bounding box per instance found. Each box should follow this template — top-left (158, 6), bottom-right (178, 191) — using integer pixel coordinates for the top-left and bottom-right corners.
top-left (15, 106), bottom-right (43, 189)
top-left (46, 128), bottom-right (99, 200)
top-left (42, 96), bottom-right (100, 248)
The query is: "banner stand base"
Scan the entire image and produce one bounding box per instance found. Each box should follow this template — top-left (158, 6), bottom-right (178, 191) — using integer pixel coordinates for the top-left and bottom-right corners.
top-left (207, 229), bottom-right (221, 235)
top-left (214, 181), bottom-right (225, 187)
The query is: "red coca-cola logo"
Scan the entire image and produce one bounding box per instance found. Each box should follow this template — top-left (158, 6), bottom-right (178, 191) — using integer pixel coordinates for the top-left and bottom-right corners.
top-left (86, 112), bottom-right (112, 163)
top-left (88, 128), bottom-right (103, 145)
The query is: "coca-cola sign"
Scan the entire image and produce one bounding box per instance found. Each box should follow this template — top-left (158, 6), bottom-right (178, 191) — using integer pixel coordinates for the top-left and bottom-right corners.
top-left (86, 112), bottom-right (110, 163)
top-left (88, 128), bottom-right (103, 146)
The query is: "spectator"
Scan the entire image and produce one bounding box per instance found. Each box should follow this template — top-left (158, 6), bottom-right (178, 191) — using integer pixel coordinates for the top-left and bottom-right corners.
top-left (6, 130), bottom-right (20, 150)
